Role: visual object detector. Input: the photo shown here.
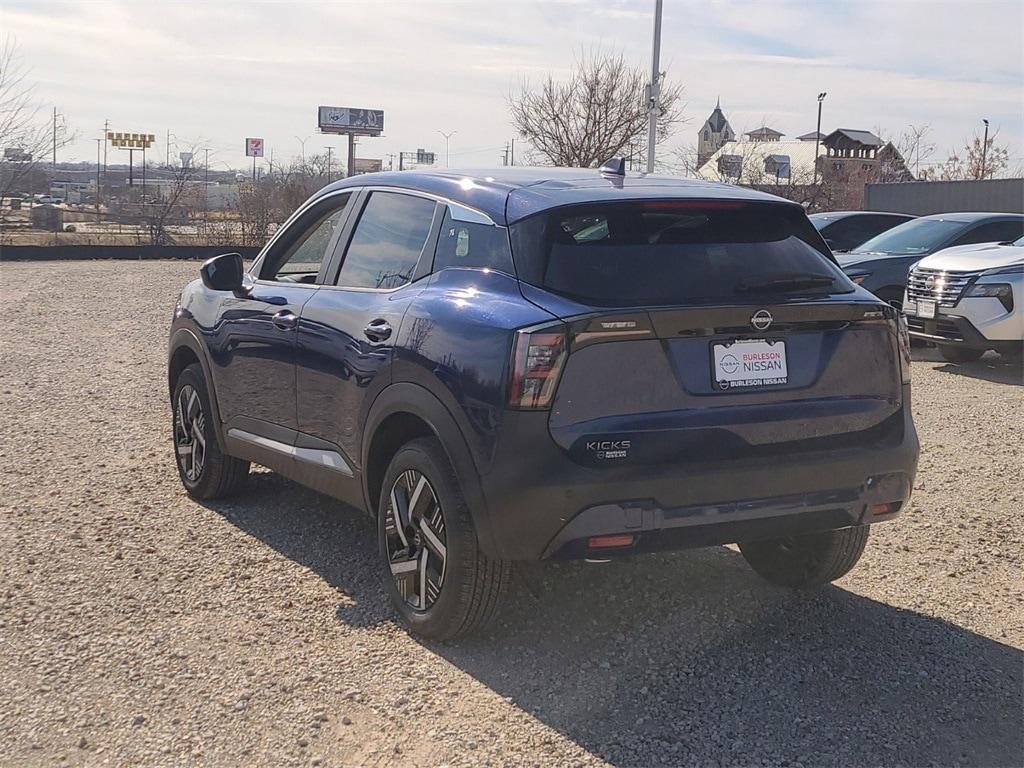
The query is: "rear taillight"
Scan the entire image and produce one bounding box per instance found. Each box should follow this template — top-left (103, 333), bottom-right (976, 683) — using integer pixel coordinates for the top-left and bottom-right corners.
top-left (508, 322), bottom-right (568, 409)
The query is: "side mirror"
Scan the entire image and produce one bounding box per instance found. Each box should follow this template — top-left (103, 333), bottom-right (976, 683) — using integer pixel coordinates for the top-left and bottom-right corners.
top-left (200, 252), bottom-right (247, 294)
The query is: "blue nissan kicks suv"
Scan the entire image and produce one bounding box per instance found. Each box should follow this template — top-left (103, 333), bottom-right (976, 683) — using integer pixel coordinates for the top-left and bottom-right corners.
top-left (168, 163), bottom-right (919, 638)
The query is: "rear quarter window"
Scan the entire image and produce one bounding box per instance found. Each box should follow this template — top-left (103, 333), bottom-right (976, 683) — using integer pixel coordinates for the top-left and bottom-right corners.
top-left (433, 209), bottom-right (514, 274)
top-left (510, 201), bottom-right (844, 307)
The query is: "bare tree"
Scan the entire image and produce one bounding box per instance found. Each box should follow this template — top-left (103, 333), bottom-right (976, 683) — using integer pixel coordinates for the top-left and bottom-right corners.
top-left (0, 35), bottom-right (73, 199)
top-left (142, 145), bottom-right (206, 245)
top-left (933, 129), bottom-right (1010, 181)
top-left (509, 49), bottom-right (685, 168)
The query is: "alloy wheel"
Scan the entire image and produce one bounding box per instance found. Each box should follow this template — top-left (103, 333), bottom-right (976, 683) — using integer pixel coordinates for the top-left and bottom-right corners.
top-left (174, 384), bottom-right (206, 483)
top-left (384, 469), bottom-right (447, 611)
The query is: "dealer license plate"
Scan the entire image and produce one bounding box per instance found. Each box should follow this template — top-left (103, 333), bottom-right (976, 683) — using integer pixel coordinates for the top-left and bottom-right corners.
top-left (712, 339), bottom-right (788, 391)
top-left (916, 299), bottom-right (936, 319)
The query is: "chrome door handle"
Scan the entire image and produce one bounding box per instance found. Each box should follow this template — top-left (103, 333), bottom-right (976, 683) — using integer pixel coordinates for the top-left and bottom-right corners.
top-left (363, 319), bottom-right (392, 342)
top-left (271, 310), bottom-right (297, 330)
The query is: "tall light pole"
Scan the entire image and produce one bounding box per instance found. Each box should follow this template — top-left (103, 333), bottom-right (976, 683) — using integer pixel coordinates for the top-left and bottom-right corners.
top-left (438, 130), bottom-right (457, 168)
top-left (294, 135), bottom-right (310, 164)
top-left (645, 0), bottom-right (663, 174)
top-left (981, 119), bottom-right (989, 180)
top-left (325, 146), bottom-right (333, 181)
top-left (813, 92), bottom-right (827, 185)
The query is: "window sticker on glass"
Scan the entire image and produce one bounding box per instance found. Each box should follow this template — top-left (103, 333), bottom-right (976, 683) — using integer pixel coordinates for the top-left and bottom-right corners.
top-left (455, 228), bottom-right (470, 258)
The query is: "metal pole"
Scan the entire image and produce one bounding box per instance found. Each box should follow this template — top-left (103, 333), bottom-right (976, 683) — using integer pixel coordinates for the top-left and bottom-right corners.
top-left (95, 138), bottom-right (102, 221)
top-left (347, 133), bottom-right (356, 178)
top-left (814, 92), bottom-right (826, 185)
top-left (142, 145), bottom-right (147, 198)
top-left (981, 119), bottom-right (989, 179)
top-left (204, 148), bottom-right (210, 229)
top-left (53, 107), bottom-right (57, 169)
top-left (252, 155), bottom-right (256, 183)
top-left (166, 129), bottom-right (170, 167)
top-left (325, 147), bottom-right (333, 180)
top-left (645, 0), bottom-right (663, 174)
top-left (438, 131), bottom-right (456, 168)
top-left (128, 148), bottom-right (134, 188)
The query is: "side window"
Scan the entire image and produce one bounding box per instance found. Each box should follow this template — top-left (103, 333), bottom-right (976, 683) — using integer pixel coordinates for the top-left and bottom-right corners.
top-left (336, 192), bottom-right (436, 290)
top-left (261, 195), bottom-right (351, 283)
top-left (433, 209), bottom-right (514, 274)
top-left (953, 220), bottom-right (1024, 246)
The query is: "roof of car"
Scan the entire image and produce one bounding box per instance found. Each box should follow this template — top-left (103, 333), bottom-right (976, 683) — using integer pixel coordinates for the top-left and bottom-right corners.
top-left (809, 211), bottom-right (915, 221)
top-left (915, 211), bottom-right (1024, 223)
top-left (314, 167), bottom-right (803, 225)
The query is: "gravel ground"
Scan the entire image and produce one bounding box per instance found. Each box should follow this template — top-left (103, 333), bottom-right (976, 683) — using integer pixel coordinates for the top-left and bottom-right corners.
top-left (1, 260), bottom-right (1021, 768)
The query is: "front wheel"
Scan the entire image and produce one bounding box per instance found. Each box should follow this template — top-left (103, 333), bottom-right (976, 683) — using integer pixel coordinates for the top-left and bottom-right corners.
top-left (172, 363), bottom-right (249, 499)
top-left (378, 437), bottom-right (509, 640)
top-left (739, 526), bottom-right (869, 588)
top-left (938, 345), bottom-right (985, 363)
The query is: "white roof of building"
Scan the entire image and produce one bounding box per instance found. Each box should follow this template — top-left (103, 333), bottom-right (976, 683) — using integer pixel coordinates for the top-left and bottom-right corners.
top-left (696, 140), bottom-right (826, 184)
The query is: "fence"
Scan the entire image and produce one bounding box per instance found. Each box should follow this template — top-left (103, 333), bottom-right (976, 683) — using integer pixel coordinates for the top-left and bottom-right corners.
top-left (865, 178), bottom-right (1024, 216)
top-left (0, 245), bottom-right (262, 262)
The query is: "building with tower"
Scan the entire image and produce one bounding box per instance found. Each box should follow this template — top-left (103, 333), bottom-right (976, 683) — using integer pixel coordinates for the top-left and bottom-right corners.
top-left (697, 99), bottom-right (735, 166)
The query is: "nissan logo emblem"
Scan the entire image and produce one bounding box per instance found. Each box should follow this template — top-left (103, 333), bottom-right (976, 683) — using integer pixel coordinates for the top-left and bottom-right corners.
top-left (751, 309), bottom-right (773, 331)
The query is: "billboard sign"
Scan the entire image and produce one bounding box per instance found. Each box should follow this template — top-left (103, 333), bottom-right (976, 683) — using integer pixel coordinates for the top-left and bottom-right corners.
top-left (107, 132), bottom-right (155, 149)
top-left (179, 152), bottom-right (194, 168)
top-left (3, 147), bottom-right (32, 162)
top-left (245, 138), bottom-right (264, 157)
top-left (353, 158), bottom-right (383, 175)
top-left (318, 106), bottom-right (385, 136)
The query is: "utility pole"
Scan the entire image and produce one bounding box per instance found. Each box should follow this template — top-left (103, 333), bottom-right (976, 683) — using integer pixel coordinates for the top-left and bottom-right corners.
top-left (102, 119), bottom-right (109, 188)
top-left (95, 138), bottom-right (102, 221)
top-left (813, 92), bottom-right (827, 185)
top-left (438, 130), bottom-right (456, 168)
top-left (53, 107), bottom-right (58, 169)
top-left (325, 146), bottom-right (333, 180)
top-left (204, 148), bottom-right (210, 226)
top-left (645, 0), bottom-right (663, 174)
top-left (166, 129), bottom-right (171, 167)
top-left (346, 134), bottom-right (356, 178)
top-left (981, 119), bottom-right (989, 180)
top-left (510, 138), bottom-right (515, 166)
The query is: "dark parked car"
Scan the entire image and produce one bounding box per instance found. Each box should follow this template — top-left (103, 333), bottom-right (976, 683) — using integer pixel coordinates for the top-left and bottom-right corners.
top-left (168, 163), bottom-right (919, 638)
top-left (836, 212), bottom-right (1024, 308)
top-left (809, 211), bottom-right (915, 253)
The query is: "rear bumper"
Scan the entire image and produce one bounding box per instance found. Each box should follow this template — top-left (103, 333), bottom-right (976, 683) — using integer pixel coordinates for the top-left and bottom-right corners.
top-left (477, 390), bottom-right (919, 561)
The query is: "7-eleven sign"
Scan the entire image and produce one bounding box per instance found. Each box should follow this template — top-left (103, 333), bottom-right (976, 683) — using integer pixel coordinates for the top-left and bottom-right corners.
top-left (245, 138), bottom-right (264, 157)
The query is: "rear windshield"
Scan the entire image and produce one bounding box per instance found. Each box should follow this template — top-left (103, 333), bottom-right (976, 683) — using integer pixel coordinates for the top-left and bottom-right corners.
top-left (510, 201), bottom-right (847, 307)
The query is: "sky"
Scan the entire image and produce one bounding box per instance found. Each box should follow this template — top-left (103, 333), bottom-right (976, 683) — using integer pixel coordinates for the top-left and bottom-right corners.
top-left (3, 0), bottom-right (1022, 175)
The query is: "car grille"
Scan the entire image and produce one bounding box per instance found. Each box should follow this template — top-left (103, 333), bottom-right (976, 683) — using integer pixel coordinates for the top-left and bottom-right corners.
top-left (906, 315), bottom-right (964, 341)
top-left (906, 267), bottom-right (982, 307)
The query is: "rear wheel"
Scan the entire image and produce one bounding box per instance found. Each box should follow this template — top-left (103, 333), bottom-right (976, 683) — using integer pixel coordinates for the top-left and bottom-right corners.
top-left (739, 526), bottom-right (869, 588)
top-left (378, 437), bottom-right (509, 640)
top-left (172, 364), bottom-right (249, 499)
top-left (938, 345), bottom-right (985, 363)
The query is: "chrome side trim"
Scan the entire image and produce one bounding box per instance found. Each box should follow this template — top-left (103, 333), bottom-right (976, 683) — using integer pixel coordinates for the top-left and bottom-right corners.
top-left (227, 429), bottom-right (353, 477)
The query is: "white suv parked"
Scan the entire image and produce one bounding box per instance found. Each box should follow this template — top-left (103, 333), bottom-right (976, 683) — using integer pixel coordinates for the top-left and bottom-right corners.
top-left (904, 236), bottom-right (1024, 362)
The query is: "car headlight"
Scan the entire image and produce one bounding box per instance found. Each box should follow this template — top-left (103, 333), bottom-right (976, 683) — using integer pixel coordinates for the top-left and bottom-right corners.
top-left (966, 283), bottom-right (1013, 312)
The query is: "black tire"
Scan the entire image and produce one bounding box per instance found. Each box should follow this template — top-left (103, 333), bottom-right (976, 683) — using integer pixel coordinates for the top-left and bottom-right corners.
top-left (171, 363), bottom-right (249, 500)
top-left (739, 526), bottom-right (869, 588)
top-left (938, 345), bottom-right (985, 363)
top-left (378, 437), bottom-right (509, 640)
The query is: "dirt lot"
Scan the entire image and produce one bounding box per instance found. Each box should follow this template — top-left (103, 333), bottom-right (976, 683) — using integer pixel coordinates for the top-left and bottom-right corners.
top-left (1, 260), bottom-right (1021, 768)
